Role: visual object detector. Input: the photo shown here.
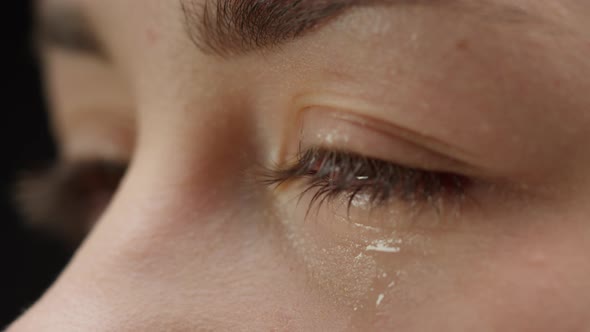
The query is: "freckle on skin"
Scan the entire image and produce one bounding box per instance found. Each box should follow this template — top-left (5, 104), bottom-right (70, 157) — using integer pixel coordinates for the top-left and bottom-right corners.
top-left (456, 39), bottom-right (470, 51)
top-left (146, 28), bottom-right (158, 45)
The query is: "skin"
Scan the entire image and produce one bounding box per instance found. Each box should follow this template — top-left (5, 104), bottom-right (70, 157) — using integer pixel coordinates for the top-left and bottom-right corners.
top-left (8, 0), bottom-right (590, 331)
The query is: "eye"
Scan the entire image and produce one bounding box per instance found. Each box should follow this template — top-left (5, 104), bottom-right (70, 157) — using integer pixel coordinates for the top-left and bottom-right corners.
top-left (264, 147), bottom-right (471, 217)
top-left (14, 160), bottom-right (127, 244)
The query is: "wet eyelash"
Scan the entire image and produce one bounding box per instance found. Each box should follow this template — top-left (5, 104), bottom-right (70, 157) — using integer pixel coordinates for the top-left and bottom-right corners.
top-left (263, 147), bottom-right (470, 213)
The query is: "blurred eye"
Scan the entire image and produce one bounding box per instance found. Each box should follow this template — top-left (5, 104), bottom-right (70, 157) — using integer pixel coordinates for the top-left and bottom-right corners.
top-left (14, 160), bottom-right (127, 245)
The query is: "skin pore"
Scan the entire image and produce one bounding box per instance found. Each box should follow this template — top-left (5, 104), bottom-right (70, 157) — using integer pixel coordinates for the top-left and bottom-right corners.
top-left (8, 0), bottom-right (590, 331)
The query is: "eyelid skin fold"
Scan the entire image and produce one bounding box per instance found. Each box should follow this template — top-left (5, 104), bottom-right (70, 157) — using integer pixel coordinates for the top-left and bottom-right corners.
top-left (288, 108), bottom-right (482, 177)
top-left (260, 107), bottom-right (487, 223)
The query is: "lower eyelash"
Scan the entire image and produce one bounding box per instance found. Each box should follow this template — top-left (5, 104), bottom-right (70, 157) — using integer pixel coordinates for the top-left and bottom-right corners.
top-left (262, 148), bottom-right (470, 214)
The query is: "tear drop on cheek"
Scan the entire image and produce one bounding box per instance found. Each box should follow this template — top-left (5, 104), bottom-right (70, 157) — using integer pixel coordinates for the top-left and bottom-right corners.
top-left (376, 293), bottom-right (385, 306)
top-left (365, 238), bottom-right (403, 253)
top-left (350, 192), bottom-right (372, 209)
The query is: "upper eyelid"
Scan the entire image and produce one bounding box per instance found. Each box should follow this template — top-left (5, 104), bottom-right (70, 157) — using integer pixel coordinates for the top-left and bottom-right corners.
top-left (292, 100), bottom-right (469, 156)
top-left (294, 108), bottom-right (486, 178)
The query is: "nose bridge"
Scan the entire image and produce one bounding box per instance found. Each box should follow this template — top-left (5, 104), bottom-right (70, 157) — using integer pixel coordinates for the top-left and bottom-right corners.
top-left (76, 93), bottom-right (263, 270)
top-left (7, 157), bottom-right (282, 332)
top-left (7, 162), bottom-right (255, 332)
top-left (139, 85), bottom-right (260, 180)
top-left (8, 103), bottom-right (268, 332)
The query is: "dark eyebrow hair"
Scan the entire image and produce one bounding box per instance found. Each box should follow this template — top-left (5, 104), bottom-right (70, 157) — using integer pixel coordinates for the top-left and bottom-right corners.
top-left (180, 0), bottom-right (368, 56)
top-left (37, 0), bottom-right (550, 60)
top-left (35, 3), bottom-right (107, 59)
top-left (180, 0), bottom-right (547, 57)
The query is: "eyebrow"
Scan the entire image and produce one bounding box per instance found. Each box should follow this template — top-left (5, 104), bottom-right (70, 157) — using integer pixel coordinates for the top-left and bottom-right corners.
top-left (37, 0), bottom-right (547, 60)
top-left (180, 0), bottom-right (545, 57)
top-left (35, 4), bottom-right (107, 59)
top-left (181, 0), bottom-right (366, 56)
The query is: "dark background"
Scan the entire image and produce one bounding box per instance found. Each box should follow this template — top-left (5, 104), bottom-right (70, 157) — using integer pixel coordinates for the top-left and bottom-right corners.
top-left (1, 1), bottom-right (72, 327)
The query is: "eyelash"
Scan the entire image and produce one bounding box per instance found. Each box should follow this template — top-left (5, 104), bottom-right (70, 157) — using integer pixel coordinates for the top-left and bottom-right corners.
top-left (264, 148), bottom-right (471, 213)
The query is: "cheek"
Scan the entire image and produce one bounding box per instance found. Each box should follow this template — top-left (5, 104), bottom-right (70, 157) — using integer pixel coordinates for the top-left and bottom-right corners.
top-left (478, 230), bottom-right (590, 331)
top-left (52, 173), bottom-right (352, 330)
top-left (369, 212), bottom-right (590, 331)
top-left (429, 221), bottom-right (590, 331)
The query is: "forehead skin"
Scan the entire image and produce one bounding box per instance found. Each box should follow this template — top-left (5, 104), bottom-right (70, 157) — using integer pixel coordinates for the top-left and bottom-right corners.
top-left (95, 0), bottom-right (590, 188)
top-left (11, 0), bottom-right (590, 331)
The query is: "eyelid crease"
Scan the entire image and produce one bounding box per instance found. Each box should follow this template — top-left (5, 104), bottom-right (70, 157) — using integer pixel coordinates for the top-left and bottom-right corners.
top-left (293, 94), bottom-right (476, 157)
top-left (293, 105), bottom-right (487, 177)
